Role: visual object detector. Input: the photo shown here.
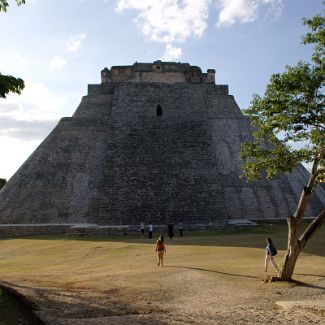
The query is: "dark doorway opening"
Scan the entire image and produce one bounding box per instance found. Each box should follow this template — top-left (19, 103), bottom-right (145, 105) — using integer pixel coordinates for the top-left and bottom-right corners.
top-left (156, 104), bottom-right (162, 116)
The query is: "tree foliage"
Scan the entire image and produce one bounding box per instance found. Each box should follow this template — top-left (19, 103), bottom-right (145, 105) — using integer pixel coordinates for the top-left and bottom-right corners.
top-left (240, 11), bottom-right (324, 183)
top-left (0, 73), bottom-right (25, 98)
top-left (0, 178), bottom-right (7, 189)
top-left (240, 7), bottom-right (325, 281)
top-left (0, 0), bottom-right (25, 12)
top-left (0, 1), bottom-right (26, 97)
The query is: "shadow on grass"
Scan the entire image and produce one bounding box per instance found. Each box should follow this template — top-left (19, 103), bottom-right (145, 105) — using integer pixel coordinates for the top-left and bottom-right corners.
top-left (295, 273), bottom-right (325, 278)
top-left (165, 265), bottom-right (261, 280)
top-left (290, 279), bottom-right (325, 291)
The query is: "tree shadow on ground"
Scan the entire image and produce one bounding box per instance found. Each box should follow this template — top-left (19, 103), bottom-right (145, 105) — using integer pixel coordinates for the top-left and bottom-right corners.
top-left (165, 265), bottom-right (261, 280)
top-left (291, 280), bottom-right (325, 291)
top-left (295, 273), bottom-right (325, 277)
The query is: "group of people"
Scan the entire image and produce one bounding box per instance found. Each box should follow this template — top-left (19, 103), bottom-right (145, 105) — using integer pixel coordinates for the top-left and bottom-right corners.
top-left (141, 221), bottom-right (280, 271)
top-left (139, 220), bottom-right (183, 268)
top-left (154, 235), bottom-right (280, 271)
top-left (140, 221), bottom-right (184, 239)
top-left (140, 221), bottom-right (153, 238)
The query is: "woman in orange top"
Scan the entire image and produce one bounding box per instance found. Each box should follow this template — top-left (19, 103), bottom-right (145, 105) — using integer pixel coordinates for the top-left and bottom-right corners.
top-left (155, 235), bottom-right (166, 267)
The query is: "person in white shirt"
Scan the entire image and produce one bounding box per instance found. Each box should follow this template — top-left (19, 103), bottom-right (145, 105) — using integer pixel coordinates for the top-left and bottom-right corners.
top-left (140, 221), bottom-right (145, 235)
top-left (148, 223), bottom-right (153, 239)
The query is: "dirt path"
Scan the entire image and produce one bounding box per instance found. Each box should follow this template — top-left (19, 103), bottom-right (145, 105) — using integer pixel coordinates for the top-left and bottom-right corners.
top-left (5, 266), bottom-right (324, 324)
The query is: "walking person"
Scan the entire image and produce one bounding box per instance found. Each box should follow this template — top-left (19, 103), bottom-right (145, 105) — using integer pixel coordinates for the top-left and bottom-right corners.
top-left (264, 237), bottom-right (279, 273)
top-left (178, 220), bottom-right (184, 237)
top-left (168, 222), bottom-right (174, 240)
top-left (148, 222), bottom-right (153, 239)
top-left (155, 235), bottom-right (166, 267)
top-left (140, 221), bottom-right (145, 236)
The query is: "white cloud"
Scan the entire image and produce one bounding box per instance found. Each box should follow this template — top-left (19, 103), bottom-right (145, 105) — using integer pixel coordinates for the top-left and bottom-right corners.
top-left (66, 33), bottom-right (86, 52)
top-left (0, 136), bottom-right (42, 180)
top-left (17, 80), bottom-right (68, 118)
top-left (116, 0), bottom-right (284, 40)
top-left (116, 0), bottom-right (153, 13)
top-left (161, 44), bottom-right (182, 61)
top-left (216, 0), bottom-right (284, 28)
top-left (0, 102), bottom-right (22, 115)
top-left (0, 79), bottom-right (69, 178)
top-left (116, 0), bottom-right (210, 43)
top-left (50, 55), bottom-right (67, 69)
top-left (0, 116), bottom-right (56, 140)
top-left (0, 80), bottom-right (68, 122)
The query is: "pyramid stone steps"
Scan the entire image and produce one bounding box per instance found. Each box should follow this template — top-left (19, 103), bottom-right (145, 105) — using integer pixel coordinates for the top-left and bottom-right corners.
top-left (0, 61), bottom-right (324, 232)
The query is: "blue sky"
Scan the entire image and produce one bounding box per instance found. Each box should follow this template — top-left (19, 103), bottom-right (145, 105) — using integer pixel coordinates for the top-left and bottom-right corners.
top-left (0, 0), bottom-right (323, 179)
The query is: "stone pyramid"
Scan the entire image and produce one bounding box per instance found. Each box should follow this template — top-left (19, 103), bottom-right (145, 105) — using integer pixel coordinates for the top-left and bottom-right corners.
top-left (0, 61), bottom-right (324, 226)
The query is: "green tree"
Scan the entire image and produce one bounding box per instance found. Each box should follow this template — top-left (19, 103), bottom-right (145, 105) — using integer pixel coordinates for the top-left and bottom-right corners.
top-left (0, 0), bottom-right (25, 12)
top-left (240, 9), bottom-right (325, 281)
top-left (0, 178), bottom-right (7, 189)
top-left (0, 0), bottom-right (25, 97)
top-left (0, 73), bottom-right (24, 98)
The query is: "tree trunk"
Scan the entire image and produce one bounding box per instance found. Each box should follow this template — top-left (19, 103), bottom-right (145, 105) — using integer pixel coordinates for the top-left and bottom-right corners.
top-left (278, 147), bottom-right (325, 281)
top-left (279, 247), bottom-right (301, 281)
top-left (279, 209), bottom-right (325, 280)
top-left (279, 216), bottom-right (302, 280)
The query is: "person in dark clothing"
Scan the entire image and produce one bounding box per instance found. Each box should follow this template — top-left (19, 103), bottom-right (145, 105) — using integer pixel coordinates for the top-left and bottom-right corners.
top-left (178, 220), bottom-right (184, 237)
top-left (168, 222), bottom-right (174, 240)
top-left (264, 237), bottom-right (279, 273)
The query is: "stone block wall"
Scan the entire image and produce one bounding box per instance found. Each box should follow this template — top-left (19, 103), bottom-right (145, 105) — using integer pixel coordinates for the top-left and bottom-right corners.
top-left (0, 79), bottom-right (324, 227)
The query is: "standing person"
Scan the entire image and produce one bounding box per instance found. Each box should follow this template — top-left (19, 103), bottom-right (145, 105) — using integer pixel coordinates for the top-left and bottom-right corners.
top-left (155, 235), bottom-right (166, 267)
top-left (168, 222), bottom-right (174, 240)
top-left (140, 221), bottom-right (145, 236)
top-left (264, 237), bottom-right (279, 273)
top-left (178, 220), bottom-right (184, 237)
top-left (148, 222), bottom-right (153, 239)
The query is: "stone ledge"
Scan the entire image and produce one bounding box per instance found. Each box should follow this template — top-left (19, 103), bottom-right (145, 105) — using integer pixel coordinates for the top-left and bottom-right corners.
top-left (0, 220), bottom-right (260, 237)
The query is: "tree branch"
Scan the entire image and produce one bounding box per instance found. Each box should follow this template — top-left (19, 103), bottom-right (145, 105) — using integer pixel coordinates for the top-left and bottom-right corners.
top-left (298, 209), bottom-right (325, 250)
top-left (293, 147), bottom-right (324, 222)
top-left (310, 146), bottom-right (325, 179)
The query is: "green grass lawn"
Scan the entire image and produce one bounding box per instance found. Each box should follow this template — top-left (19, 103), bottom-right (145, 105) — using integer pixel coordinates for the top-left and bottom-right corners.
top-left (1, 223), bottom-right (324, 278)
top-left (0, 222), bottom-right (324, 325)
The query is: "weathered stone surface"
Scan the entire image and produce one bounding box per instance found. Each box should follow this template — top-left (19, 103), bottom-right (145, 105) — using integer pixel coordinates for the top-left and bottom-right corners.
top-left (0, 61), bottom-right (324, 226)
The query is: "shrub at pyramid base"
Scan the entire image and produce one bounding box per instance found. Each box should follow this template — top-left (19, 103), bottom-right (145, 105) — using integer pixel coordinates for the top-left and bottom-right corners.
top-left (0, 61), bottom-right (324, 226)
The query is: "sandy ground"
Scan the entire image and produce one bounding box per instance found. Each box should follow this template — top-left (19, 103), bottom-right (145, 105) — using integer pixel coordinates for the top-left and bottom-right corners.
top-left (0, 230), bottom-right (324, 324)
top-left (5, 267), bottom-right (325, 325)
